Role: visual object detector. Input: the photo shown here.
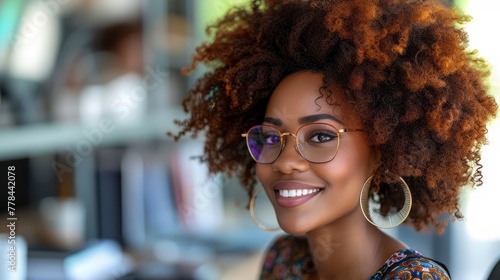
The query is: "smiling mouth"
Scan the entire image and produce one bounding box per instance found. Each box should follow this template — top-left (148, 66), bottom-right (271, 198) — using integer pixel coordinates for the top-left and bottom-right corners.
top-left (274, 188), bottom-right (323, 208)
top-left (278, 188), bottom-right (321, 198)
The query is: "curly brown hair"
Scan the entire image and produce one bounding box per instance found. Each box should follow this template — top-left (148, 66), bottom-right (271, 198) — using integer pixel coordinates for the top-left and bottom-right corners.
top-left (170, 0), bottom-right (498, 233)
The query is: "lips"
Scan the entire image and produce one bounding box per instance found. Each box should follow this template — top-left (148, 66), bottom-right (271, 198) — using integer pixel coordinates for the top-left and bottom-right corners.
top-left (272, 181), bottom-right (323, 208)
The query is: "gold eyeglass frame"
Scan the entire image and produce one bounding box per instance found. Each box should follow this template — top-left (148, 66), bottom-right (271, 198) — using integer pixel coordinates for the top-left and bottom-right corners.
top-left (241, 122), bottom-right (363, 164)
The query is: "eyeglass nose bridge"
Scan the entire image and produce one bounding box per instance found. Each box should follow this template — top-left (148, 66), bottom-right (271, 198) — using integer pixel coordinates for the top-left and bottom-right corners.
top-left (279, 132), bottom-right (304, 155)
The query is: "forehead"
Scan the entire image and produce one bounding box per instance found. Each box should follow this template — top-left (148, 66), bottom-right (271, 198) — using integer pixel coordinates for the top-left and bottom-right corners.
top-left (266, 71), bottom-right (356, 124)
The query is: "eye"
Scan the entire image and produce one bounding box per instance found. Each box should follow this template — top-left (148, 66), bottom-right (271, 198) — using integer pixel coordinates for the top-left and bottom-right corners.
top-left (263, 134), bottom-right (281, 146)
top-left (308, 132), bottom-right (337, 143)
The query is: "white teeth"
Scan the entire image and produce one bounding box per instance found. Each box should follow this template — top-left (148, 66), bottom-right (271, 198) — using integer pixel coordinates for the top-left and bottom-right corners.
top-left (279, 189), bottom-right (319, 198)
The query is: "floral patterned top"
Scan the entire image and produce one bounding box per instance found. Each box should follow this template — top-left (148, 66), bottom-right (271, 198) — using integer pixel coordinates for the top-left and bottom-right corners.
top-left (260, 235), bottom-right (451, 279)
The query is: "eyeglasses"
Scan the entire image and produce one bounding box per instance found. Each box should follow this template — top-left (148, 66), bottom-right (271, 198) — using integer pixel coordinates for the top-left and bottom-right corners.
top-left (241, 123), bottom-right (363, 164)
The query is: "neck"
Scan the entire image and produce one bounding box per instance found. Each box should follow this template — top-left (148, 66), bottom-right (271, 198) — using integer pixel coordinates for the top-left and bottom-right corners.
top-left (305, 217), bottom-right (405, 280)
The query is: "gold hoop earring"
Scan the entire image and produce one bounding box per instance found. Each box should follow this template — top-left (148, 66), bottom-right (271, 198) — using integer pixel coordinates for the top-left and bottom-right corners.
top-left (249, 187), bottom-right (281, 232)
top-left (359, 173), bottom-right (412, 228)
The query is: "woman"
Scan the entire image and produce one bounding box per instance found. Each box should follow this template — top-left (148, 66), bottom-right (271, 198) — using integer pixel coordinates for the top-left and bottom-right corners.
top-left (171, 0), bottom-right (498, 278)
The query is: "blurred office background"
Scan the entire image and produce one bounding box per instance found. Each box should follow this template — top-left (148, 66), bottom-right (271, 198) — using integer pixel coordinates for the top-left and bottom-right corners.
top-left (0, 0), bottom-right (498, 279)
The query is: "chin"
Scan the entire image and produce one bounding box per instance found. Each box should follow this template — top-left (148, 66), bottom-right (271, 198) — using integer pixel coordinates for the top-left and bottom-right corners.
top-left (277, 220), bottom-right (312, 235)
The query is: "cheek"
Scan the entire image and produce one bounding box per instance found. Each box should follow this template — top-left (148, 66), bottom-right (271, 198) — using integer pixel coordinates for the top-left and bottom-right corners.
top-left (324, 145), bottom-right (374, 186)
top-left (339, 136), bottom-right (376, 173)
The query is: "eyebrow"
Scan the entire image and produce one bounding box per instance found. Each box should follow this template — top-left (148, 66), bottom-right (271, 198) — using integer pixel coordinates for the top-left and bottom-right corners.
top-left (263, 114), bottom-right (345, 126)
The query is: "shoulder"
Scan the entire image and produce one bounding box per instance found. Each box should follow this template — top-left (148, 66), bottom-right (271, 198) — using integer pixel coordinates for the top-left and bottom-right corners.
top-left (374, 249), bottom-right (451, 280)
top-left (260, 235), bottom-right (315, 279)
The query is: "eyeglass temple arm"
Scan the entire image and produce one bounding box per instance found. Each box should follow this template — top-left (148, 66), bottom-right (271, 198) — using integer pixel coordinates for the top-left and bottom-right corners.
top-left (338, 128), bottom-right (364, 133)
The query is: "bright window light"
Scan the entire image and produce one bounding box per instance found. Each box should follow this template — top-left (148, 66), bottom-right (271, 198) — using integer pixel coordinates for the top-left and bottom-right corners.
top-left (456, 0), bottom-right (500, 241)
top-left (7, 1), bottom-right (61, 81)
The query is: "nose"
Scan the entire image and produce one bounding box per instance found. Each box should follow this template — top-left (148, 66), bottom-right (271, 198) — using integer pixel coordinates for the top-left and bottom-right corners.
top-left (272, 135), bottom-right (309, 173)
